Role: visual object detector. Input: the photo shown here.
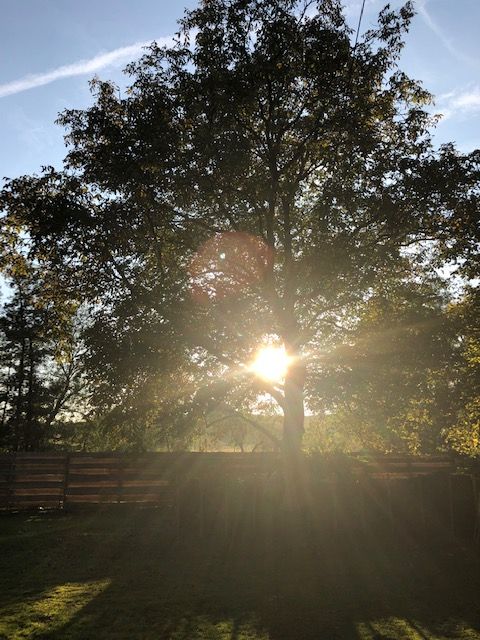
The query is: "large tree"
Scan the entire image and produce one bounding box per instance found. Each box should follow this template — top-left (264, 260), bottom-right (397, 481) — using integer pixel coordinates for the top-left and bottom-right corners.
top-left (1, 0), bottom-right (479, 452)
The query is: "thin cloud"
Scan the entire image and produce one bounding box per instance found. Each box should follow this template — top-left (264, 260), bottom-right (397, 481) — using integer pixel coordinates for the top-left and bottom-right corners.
top-left (0, 36), bottom-right (173, 99)
top-left (342, 0), bottom-right (377, 20)
top-left (450, 88), bottom-right (480, 110)
top-left (436, 86), bottom-right (480, 121)
top-left (418, 0), bottom-right (478, 67)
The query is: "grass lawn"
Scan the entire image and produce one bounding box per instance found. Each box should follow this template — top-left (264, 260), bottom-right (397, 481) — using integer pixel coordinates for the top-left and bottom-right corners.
top-left (0, 508), bottom-right (479, 639)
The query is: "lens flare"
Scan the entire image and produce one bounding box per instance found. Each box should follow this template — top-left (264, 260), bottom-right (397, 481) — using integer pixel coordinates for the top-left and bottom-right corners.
top-left (189, 231), bottom-right (273, 303)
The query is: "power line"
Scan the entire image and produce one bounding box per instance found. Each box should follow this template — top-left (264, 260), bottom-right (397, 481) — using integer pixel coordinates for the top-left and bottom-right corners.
top-left (347, 0), bottom-right (367, 93)
top-left (353, 0), bottom-right (367, 51)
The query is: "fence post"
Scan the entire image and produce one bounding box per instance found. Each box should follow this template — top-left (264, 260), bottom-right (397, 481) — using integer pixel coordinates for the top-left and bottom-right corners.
top-left (332, 479), bottom-right (338, 533)
top-left (448, 474), bottom-right (455, 538)
top-left (175, 479), bottom-right (181, 538)
top-left (387, 476), bottom-right (394, 535)
top-left (419, 475), bottom-right (427, 539)
top-left (223, 477), bottom-right (229, 539)
top-left (62, 454), bottom-right (70, 510)
top-left (117, 457), bottom-right (123, 505)
top-left (360, 477), bottom-right (367, 535)
top-left (473, 475), bottom-right (480, 544)
top-left (7, 453), bottom-right (15, 512)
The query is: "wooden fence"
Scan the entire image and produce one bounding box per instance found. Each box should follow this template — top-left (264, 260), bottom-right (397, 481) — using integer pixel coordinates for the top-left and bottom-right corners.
top-left (1, 452), bottom-right (479, 541)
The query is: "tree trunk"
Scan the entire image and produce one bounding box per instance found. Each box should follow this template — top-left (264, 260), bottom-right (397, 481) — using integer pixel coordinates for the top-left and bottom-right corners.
top-left (25, 338), bottom-right (35, 451)
top-left (13, 337), bottom-right (26, 451)
top-left (0, 363), bottom-right (13, 429)
top-left (279, 189), bottom-right (304, 454)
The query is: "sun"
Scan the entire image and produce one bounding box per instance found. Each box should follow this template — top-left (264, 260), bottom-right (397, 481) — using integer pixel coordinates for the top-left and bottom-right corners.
top-left (250, 345), bottom-right (291, 383)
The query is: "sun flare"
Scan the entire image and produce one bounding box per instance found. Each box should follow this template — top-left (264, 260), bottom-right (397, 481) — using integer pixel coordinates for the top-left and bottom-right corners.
top-left (250, 345), bottom-right (291, 382)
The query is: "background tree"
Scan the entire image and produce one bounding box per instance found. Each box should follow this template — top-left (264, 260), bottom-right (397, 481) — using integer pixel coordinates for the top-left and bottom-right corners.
top-left (443, 288), bottom-right (480, 456)
top-left (0, 0), bottom-right (478, 453)
top-left (305, 268), bottom-right (463, 453)
top-left (0, 256), bottom-right (84, 451)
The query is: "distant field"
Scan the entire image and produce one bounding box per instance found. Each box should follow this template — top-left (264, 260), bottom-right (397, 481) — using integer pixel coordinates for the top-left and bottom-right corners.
top-left (0, 509), bottom-right (479, 639)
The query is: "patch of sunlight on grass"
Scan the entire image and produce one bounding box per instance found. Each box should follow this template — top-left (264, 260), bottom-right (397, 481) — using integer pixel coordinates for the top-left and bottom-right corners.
top-left (357, 617), bottom-right (480, 639)
top-left (170, 615), bottom-right (270, 640)
top-left (0, 579), bottom-right (110, 639)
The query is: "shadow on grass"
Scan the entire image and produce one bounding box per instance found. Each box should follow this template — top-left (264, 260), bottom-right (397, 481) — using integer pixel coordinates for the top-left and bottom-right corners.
top-left (1, 508), bottom-right (479, 639)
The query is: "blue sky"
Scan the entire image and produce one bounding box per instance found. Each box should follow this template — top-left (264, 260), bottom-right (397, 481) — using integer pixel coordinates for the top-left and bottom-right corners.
top-left (0, 0), bottom-right (479, 182)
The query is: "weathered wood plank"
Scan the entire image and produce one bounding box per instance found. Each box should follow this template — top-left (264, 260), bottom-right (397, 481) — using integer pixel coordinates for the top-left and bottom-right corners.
top-left (11, 481), bottom-right (64, 489)
top-left (12, 494), bottom-right (63, 502)
top-left (66, 485), bottom-right (172, 495)
top-left (67, 479), bottom-right (170, 488)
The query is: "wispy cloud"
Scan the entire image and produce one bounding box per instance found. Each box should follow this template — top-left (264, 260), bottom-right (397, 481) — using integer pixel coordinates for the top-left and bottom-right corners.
top-left (436, 86), bottom-right (480, 120)
top-left (342, 0), bottom-right (378, 20)
top-left (418, 0), bottom-right (478, 67)
top-left (0, 36), bottom-right (173, 99)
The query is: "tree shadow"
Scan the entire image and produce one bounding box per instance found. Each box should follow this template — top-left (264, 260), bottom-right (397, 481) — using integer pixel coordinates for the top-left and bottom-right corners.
top-left (1, 508), bottom-right (480, 639)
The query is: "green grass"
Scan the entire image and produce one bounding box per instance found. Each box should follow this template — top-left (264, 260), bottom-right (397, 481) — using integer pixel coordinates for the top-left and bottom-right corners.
top-left (0, 508), bottom-right (479, 639)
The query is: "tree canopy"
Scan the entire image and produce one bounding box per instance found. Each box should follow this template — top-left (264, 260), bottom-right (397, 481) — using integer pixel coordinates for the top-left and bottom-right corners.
top-left (0, 0), bottom-right (479, 453)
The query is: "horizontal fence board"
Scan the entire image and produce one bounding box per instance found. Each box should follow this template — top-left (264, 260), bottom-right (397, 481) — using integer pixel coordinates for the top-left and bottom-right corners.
top-left (13, 458), bottom-right (66, 463)
top-left (66, 493), bottom-right (172, 502)
top-left (12, 474), bottom-right (65, 481)
top-left (120, 479), bottom-right (171, 487)
top-left (69, 457), bottom-right (125, 465)
top-left (67, 479), bottom-right (171, 488)
top-left (362, 460), bottom-right (454, 469)
top-left (68, 467), bottom-right (173, 475)
top-left (11, 502), bottom-right (61, 509)
top-left (8, 479), bottom-right (65, 490)
top-left (65, 486), bottom-right (172, 496)
top-left (13, 459), bottom-right (66, 465)
top-left (116, 495), bottom-right (173, 502)
top-left (65, 486), bottom-right (119, 496)
top-left (12, 494), bottom-right (63, 503)
top-left (65, 495), bottom-right (122, 503)
top-left (8, 490), bottom-right (62, 499)
top-left (66, 468), bottom-right (120, 476)
top-left (385, 471), bottom-right (452, 477)
top-left (13, 452), bottom-right (67, 463)
top-left (12, 466), bottom-right (67, 473)
top-left (67, 480), bottom-right (120, 488)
